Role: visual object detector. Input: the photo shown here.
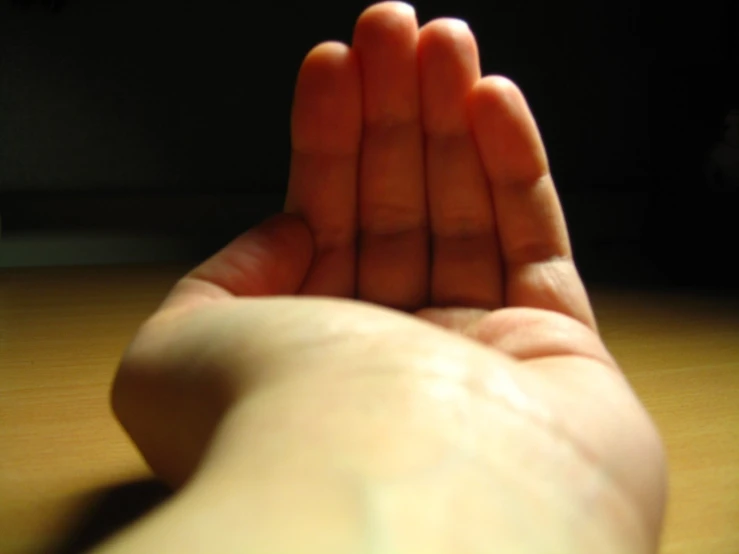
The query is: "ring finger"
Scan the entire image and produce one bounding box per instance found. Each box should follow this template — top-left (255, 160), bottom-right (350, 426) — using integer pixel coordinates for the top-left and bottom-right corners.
top-left (419, 19), bottom-right (502, 309)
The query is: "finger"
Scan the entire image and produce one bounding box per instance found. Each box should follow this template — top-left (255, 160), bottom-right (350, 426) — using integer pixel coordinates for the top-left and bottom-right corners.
top-left (161, 213), bottom-right (315, 313)
top-left (419, 19), bottom-right (502, 309)
top-left (352, 2), bottom-right (428, 310)
top-left (468, 77), bottom-right (596, 328)
top-left (285, 41), bottom-right (362, 298)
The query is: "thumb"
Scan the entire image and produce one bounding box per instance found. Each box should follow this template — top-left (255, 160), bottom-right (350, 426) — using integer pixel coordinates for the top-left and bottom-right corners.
top-left (161, 213), bottom-right (315, 312)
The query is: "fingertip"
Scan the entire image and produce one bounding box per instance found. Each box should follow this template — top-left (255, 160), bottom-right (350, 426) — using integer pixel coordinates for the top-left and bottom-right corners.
top-left (292, 41), bottom-right (361, 154)
top-left (419, 17), bottom-right (471, 40)
top-left (297, 41), bottom-right (357, 94)
top-left (469, 75), bottom-right (549, 179)
top-left (419, 17), bottom-right (480, 134)
top-left (469, 76), bottom-right (540, 144)
top-left (353, 1), bottom-right (418, 52)
top-left (418, 18), bottom-right (478, 76)
top-left (353, 0), bottom-right (419, 60)
top-left (303, 40), bottom-right (352, 66)
top-left (469, 75), bottom-right (523, 116)
top-left (357, 1), bottom-right (417, 27)
top-left (480, 74), bottom-right (519, 92)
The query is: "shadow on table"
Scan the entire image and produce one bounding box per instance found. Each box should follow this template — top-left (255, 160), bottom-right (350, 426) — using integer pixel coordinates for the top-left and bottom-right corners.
top-left (50, 479), bottom-right (172, 554)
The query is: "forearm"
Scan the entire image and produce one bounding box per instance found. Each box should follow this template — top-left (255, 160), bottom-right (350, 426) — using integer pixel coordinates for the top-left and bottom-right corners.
top-left (98, 370), bottom-right (654, 554)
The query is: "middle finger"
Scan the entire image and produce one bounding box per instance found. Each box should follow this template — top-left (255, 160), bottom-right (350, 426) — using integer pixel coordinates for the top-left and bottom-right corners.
top-left (353, 2), bottom-right (429, 310)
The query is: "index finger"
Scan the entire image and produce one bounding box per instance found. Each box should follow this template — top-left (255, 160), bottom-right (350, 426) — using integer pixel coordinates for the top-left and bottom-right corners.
top-left (285, 42), bottom-right (363, 298)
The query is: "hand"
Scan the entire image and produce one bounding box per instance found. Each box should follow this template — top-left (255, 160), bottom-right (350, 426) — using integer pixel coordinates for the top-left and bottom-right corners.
top-left (109, 3), bottom-right (666, 553)
top-left (284, 2), bottom-right (593, 323)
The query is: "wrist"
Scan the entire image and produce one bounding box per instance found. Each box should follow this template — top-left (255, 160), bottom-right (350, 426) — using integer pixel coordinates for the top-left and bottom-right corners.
top-left (185, 371), bottom-right (657, 554)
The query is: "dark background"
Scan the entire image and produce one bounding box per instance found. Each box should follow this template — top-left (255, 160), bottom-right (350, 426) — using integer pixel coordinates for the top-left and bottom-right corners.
top-left (1, 0), bottom-right (737, 286)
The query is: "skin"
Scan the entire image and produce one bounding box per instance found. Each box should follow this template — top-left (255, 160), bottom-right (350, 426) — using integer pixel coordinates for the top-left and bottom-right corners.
top-left (99, 3), bottom-right (667, 553)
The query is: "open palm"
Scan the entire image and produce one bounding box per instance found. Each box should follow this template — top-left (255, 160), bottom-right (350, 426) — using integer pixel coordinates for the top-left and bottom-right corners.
top-left (179, 3), bottom-right (596, 346)
top-left (287, 3), bottom-right (594, 323)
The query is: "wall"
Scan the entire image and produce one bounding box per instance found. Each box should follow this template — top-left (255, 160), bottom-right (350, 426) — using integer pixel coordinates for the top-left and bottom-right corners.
top-left (1, 0), bottom-right (736, 283)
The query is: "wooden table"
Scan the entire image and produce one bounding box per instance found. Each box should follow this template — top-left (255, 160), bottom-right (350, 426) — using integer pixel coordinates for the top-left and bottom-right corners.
top-left (1, 266), bottom-right (738, 554)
